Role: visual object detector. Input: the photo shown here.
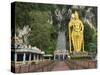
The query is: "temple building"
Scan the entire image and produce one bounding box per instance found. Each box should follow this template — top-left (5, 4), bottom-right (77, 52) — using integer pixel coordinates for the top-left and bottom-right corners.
top-left (54, 50), bottom-right (68, 61)
top-left (11, 46), bottom-right (45, 65)
top-left (11, 35), bottom-right (45, 66)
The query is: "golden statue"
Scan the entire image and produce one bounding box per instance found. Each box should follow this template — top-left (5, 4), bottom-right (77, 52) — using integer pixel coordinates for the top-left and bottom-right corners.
top-left (69, 11), bottom-right (84, 53)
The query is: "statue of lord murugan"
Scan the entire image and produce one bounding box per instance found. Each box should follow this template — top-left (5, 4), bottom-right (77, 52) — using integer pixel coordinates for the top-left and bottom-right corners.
top-left (68, 11), bottom-right (84, 53)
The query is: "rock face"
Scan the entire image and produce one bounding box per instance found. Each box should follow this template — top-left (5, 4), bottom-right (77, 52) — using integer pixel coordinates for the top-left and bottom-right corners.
top-left (56, 31), bottom-right (66, 50)
top-left (53, 6), bottom-right (68, 61)
top-left (53, 6), bottom-right (69, 32)
top-left (53, 6), bottom-right (68, 51)
top-left (54, 31), bottom-right (67, 61)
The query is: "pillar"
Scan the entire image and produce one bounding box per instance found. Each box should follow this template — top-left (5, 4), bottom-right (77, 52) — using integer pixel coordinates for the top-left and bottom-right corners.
top-left (58, 55), bottom-right (60, 60)
top-left (54, 54), bottom-right (56, 60)
top-left (63, 54), bottom-right (65, 60)
top-left (29, 53), bottom-right (31, 63)
top-left (23, 53), bottom-right (26, 64)
top-left (15, 53), bottom-right (17, 62)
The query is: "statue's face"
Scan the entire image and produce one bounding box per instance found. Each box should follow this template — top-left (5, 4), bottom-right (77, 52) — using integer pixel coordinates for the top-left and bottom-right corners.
top-left (71, 14), bottom-right (75, 20)
top-left (75, 16), bottom-right (79, 20)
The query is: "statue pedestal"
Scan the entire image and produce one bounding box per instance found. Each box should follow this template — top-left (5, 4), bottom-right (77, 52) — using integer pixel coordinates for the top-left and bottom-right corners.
top-left (69, 51), bottom-right (89, 59)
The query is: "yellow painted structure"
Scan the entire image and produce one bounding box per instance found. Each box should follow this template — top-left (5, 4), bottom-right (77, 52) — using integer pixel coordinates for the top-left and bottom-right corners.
top-left (68, 11), bottom-right (84, 53)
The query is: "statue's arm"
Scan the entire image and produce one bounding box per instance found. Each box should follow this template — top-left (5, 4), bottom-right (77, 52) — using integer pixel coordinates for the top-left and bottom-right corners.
top-left (68, 22), bottom-right (71, 36)
top-left (80, 21), bottom-right (84, 32)
top-left (69, 21), bottom-right (72, 28)
top-left (68, 21), bottom-right (72, 35)
top-left (68, 21), bottom-right (72, 53)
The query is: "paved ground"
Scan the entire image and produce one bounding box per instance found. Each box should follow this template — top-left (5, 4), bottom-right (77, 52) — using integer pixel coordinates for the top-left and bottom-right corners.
top-left (51, 61), bottom-right (69, 71)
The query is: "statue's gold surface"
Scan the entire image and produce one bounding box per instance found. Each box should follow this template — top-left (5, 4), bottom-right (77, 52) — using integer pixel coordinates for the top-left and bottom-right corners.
top-left (69, 11), bottom-right (84, 53)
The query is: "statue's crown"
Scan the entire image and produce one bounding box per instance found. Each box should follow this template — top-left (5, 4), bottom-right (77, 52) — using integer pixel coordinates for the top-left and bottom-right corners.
top-left (74, 11), bottom-right (79, 18)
